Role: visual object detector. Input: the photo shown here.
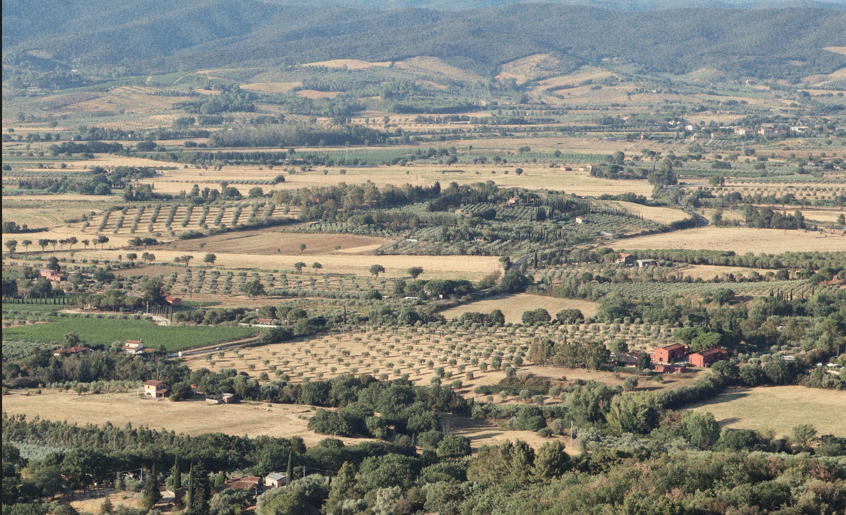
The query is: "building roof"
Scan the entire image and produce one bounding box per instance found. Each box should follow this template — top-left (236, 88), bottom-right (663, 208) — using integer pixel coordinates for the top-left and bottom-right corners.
top-left (125, 340), bottom-right (143, 345)
top-left (690, 348), bottom-right (727, 357)
top-left (144, 380), bottom-right (166, 387)
top-left (657, 344), bottom-right (686, 351)
top-left (266, 473), bottom-right (286, 480)
top-left (619, 253), bottom-right (631, 258)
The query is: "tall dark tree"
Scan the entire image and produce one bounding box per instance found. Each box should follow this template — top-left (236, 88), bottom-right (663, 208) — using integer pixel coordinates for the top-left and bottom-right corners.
top-left (172, 456), bottom-right (181, 490)
top-left (188, 462), bottom-right (210, 515)
top-left (141, 465), bottom-right (161, 509)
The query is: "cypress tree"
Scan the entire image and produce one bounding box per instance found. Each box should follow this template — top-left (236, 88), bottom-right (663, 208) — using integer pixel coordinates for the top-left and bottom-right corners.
top-left (172, 456), bottom-right (181, 490)
top-left (141, 465), bottom-right (161, 509)
top-left (286, 450), bottom-right (293, 484)
top-left (189, 462), bottom-right (210, 515)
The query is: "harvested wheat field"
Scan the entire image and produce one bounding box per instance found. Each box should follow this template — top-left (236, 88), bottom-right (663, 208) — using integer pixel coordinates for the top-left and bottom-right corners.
top-left (167, 229), bottom-right (393, 255)
top-left (68, 249), bottom-right (501, 280)
top-left (676, 264), bottom-right (768, 281)
top-left (0, 390), bottom-right (372, 447)
top-left (600, 200), bottom-right (689, 224)
top-left (689, 385), bottom-right (846, 438)
top-left (441, 294), bottom-right (599, 323)
top-left (617, 227), bottom-right (846, 254)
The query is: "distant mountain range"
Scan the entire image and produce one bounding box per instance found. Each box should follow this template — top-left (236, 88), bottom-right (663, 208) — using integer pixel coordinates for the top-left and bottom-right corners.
top-left (268, 0), bottom-right (846, 11)
top-left (3, 0), bottom-right (845, 80)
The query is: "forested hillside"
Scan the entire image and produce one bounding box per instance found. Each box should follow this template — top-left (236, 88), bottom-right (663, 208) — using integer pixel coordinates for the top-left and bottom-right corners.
top-left (3, 0), bottom-right (845, 80)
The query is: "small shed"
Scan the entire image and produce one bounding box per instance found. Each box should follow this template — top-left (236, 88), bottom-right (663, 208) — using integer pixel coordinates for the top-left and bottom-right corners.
top-left (575, 217), bottom-right (586, 224)
top-left (265, 473), bottom-right (287, 488)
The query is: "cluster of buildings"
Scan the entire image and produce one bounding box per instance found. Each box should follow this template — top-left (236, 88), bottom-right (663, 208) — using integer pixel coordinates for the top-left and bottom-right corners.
top-left (616, 253), bottom-right (656, 267)
top-left (650, 343), bottom-right (729, 373)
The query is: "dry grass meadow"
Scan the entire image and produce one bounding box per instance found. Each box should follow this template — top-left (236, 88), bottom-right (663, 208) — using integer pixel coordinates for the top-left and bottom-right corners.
top-left (440, 293), bottom-right (599, 323)
top-left (689, 385), bottom-right (846, 438)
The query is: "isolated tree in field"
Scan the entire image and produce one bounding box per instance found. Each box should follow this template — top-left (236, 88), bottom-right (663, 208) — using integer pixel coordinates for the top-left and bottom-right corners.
top-left (126, 253), bottom-right (137, 262)
top-left (369, 264), bottom-right (385, 278)
top-left (21, 239), bottom-right (31, 253)
top-left (97, 235), bottom-right (109, 249)
top-left (141, 252), bottom-right (151, 264)
top-left (242, 279), bottom-right (266, 298)
top-left (38, 238), bottom-right (49, 251)
top-left (82, 239), bottom-right (90, 250)
top-left (67, 236), bottom-right (78, 249)
top-left (312, 262), bottom-right (322, 272)
top-left (4, 239), bottom-right (17, 256)
top-left (49, 239), bottom-right (58, 251)
top-left (203, 253), bottom-right (216, 265)
top-left (181, 255), bottom-right (194, 267)
top-left (299, 243), bottom-right (306, 253)
top-left (839, 214), bottom-right (846, 225)
top-left (293, 262), bottom-right (306, 274)
top-left (63, 332), bottom-right (81, 348)
top-left (408, 266), bottom-right (424, 279)
top-left (142, 277), bottom-right (166, 304)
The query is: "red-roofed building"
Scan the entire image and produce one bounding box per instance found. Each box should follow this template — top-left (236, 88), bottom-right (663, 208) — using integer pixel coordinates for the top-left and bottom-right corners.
top-left (143, 380), bottom-right (170, 398)
top-left (122, 340), bottom-right (145, 354)
top-left (689, 348), bottom-right (729, 368)
top-left (52, 346), bottom-right (92, 357)
top-left (38, 269), bottom-right (67, 282)
top-left (652, 344), bottom-right (686, 364)
top-left (617, 253), bottom-right (636, 265)
top-left (164, 295), bottom-right (182, 306)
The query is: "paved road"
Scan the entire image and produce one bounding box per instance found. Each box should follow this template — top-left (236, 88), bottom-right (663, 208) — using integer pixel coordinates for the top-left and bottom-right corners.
top-left (170, 336), bottom-right (260, 358)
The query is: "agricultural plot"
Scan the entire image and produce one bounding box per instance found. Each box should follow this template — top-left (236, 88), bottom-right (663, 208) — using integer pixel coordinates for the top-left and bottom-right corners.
top-left (617, 226), bottom-right (846, 254)
top-left (690, 386), bottom-right (846, 438)
top-left (440, 294), bottom-right (599, 323)
top-left (81, 201), bottom-right (281, 235)
top-left (2, 315), bottom-right (257, 351)
top-left (167, 228), bottom-right (392, 256)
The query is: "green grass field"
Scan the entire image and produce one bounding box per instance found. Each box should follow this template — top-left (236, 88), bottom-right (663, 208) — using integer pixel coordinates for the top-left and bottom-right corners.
top-left (3, 317), bottom-right (257, 351)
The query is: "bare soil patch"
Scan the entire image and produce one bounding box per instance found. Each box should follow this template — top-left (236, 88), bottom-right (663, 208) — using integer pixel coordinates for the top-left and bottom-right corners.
top-left (167, 229), bottom-right (393, 255)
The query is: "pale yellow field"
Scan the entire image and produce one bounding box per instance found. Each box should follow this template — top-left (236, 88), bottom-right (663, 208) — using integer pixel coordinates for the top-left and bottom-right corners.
top-left (797, 209), bottom-right (846, 224)
top-left (71, 493), bottom-right (143, 514)
top-left (440, 293), bottom-right (599, 323)
top-left (44, 248), bottom-right (500, 280)
top-left (600, 201), bottom-right (689, 224)
top-left (676, 264), bottom-right (769, 281)
top-left (394, 57), bottom-right (481, 81)
top-left (616, 227), bottom-right (846, 254)
top-left (689, 385), bottom-right (846, 438)
top-left (240, 82), bottom-right (301, 93)
top-left (133, 163), bottom-right (656, 198)
top-left (0, 390), bottom-right (371, 447)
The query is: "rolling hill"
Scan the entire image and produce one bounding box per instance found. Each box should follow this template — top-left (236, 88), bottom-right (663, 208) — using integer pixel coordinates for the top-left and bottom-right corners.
top-left (3, 0), bottom-right (846, 81)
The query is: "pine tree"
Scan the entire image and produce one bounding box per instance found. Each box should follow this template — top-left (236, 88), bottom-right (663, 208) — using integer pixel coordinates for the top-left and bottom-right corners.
top-left (172, 456), bottom-right (181, 490)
